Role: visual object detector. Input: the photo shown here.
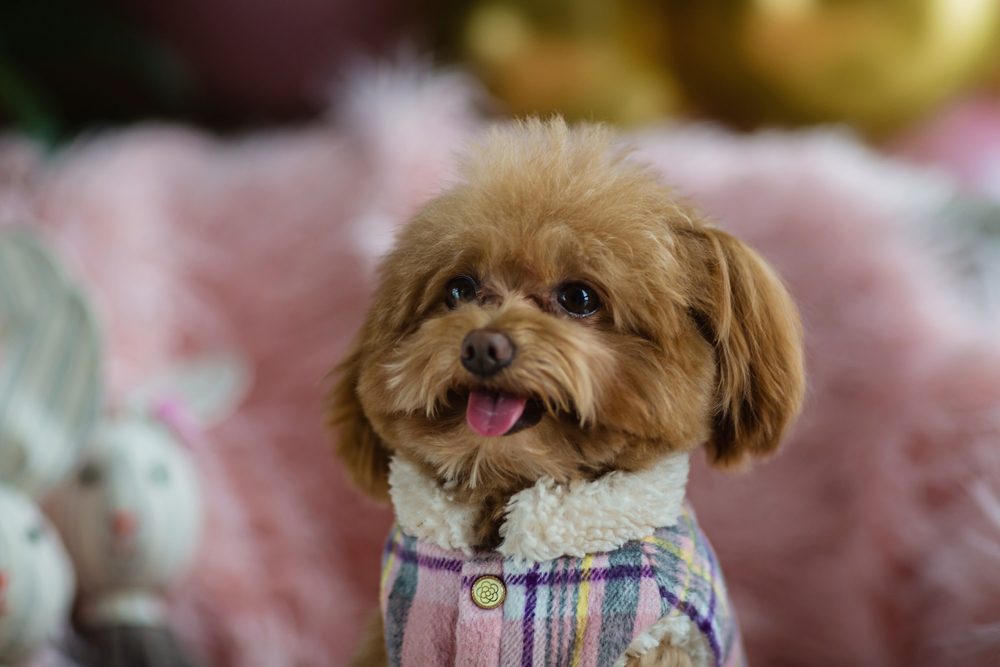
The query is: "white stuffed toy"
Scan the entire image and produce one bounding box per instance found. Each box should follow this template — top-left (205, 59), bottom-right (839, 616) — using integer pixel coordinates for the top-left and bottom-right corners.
top-left (0, 229), bottom-right (247, 667)
top-left (0, 487), bottom-right (75, 667)
top-left (0, 230), bottom-right (101, 497)
top-left (0, 230), bottom-right (99, 667)
top-left (49, 356), bottom-right (247, 667)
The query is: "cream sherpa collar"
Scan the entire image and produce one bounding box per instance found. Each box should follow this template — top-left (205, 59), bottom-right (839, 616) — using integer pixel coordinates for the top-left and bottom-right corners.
top-left (388, 452), bottom-right (690, 562)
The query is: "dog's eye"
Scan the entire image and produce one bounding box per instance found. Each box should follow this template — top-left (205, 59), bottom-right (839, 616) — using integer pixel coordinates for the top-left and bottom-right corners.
top-left (445, 276), bottom-right (479, 309)
top-left (557, 282), bottom-right (601, 317)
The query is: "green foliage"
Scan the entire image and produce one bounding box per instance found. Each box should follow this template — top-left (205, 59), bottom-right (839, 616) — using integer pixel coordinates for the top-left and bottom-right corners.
top-left (0, 0), bottom-right (191, 146)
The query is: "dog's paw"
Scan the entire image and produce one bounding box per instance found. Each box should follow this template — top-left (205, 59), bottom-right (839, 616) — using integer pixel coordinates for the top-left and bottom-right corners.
top-left (622, 642), bottom-right (694, 667)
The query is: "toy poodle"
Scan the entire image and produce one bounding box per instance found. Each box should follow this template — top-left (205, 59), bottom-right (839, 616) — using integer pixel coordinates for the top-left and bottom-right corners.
top-left (331, 118), bottom-right (804, 667)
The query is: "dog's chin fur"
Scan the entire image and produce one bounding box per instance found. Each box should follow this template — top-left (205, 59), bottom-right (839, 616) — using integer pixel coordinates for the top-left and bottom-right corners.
top-left (331, 117), bottom-right (805, 548)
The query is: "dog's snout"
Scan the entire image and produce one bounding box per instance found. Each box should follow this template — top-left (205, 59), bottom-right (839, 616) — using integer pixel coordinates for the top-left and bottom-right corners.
top-left (461, 329), bottom-right (515, 378)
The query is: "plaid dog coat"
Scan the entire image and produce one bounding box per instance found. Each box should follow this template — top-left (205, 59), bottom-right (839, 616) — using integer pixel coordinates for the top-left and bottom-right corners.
top-left (380, 504), bottom-right (745, 667)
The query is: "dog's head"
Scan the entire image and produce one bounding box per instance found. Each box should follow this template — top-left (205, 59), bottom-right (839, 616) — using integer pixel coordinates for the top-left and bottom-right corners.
top-left (331, 119), bottom-right (804, 499)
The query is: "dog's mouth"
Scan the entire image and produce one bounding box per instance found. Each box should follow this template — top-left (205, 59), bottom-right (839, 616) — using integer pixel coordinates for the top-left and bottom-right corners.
top-left (465, 388), bottom-right (544, 437)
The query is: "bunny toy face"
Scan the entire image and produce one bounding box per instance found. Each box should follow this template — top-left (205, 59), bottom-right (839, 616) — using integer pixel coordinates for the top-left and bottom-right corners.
top-left (0, 486), bottom-right (75, 666)
top-left (49, 414), bottom-right (203, 600)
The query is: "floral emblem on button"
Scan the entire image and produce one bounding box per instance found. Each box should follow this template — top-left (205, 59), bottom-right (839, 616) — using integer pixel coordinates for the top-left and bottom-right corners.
top-left (471, 575), bottom-right (506, 610)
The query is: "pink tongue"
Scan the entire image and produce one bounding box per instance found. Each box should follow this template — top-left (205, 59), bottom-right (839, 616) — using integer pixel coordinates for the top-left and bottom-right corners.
top-left (466, 390), bottom-right (528, 437)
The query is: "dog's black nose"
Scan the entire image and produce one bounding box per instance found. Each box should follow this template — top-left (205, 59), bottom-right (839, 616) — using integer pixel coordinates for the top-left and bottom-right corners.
top-left (461, 329), bottom-right (515, 378)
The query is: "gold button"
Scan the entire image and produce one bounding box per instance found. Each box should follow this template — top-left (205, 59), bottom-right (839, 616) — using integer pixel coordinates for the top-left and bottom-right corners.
top-left (470, 575), bottom-right (506, 610)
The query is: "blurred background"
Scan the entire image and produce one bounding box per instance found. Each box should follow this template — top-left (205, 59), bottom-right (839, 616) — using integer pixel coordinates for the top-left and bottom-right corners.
top-left (3, 2), bottom-right (1000, 667)
top-left (2, 0), bottom-right (999, 142)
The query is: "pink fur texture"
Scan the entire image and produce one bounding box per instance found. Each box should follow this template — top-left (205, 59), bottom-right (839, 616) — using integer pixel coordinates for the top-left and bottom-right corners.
top-left (893, 95), bottom-right (1000, 199)
top-left (1, 67), bottom-right (998, 666)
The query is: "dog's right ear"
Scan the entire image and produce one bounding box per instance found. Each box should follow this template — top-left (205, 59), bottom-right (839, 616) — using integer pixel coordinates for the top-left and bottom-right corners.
top-left (328, 343), bottom-right (391, 500)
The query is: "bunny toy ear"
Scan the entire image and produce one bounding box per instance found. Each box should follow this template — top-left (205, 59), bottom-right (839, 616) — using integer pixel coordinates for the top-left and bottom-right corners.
top-left (0, 230), bottom-right (103, 496)
top-left (131, 352), bottom-right (252, 429)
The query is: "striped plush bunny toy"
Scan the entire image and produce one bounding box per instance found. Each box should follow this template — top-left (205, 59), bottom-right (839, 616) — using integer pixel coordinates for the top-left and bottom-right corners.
top-left (0, 230), bottom-right (101, 667)
top-left (0, 231), bottom-right (102, 496)
top-left (48, 356), bottom-right (247, 667)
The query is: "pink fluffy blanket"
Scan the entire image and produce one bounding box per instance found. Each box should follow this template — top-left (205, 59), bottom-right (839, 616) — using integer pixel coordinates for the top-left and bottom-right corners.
top-left (2, 66), bottom-right (998, 667)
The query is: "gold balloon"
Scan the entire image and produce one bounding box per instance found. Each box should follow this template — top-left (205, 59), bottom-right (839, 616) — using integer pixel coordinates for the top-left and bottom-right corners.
top-left (988, 36), bottom-right (1000, 94)
top-left (664, 0), bottom-right (1000, 133)
top-left (456, 0), bottom-right (681, 125)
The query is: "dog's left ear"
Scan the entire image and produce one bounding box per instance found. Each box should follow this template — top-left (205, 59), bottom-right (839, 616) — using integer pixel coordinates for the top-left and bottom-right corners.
top-left (328, 343), bottom-right (391, 500)
top-left (680, 225), bottom-right (805, 467)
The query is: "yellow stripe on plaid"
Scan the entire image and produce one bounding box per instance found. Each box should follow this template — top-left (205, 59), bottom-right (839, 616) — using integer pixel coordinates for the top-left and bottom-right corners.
top-left (681, 512), bottom-right (716, 614)
top-left (644, 534), bottom-right (697, 606)
top-left (683, 511), bottom-right (730, 616)
top-left (570, 553), bottom-right (595, 667)
top-left (380, 527), bottom-right (401, 596)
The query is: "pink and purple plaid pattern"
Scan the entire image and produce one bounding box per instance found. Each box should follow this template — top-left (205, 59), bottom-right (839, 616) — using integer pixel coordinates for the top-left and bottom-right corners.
top-left (380, 504), bottom-right (745, 667)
